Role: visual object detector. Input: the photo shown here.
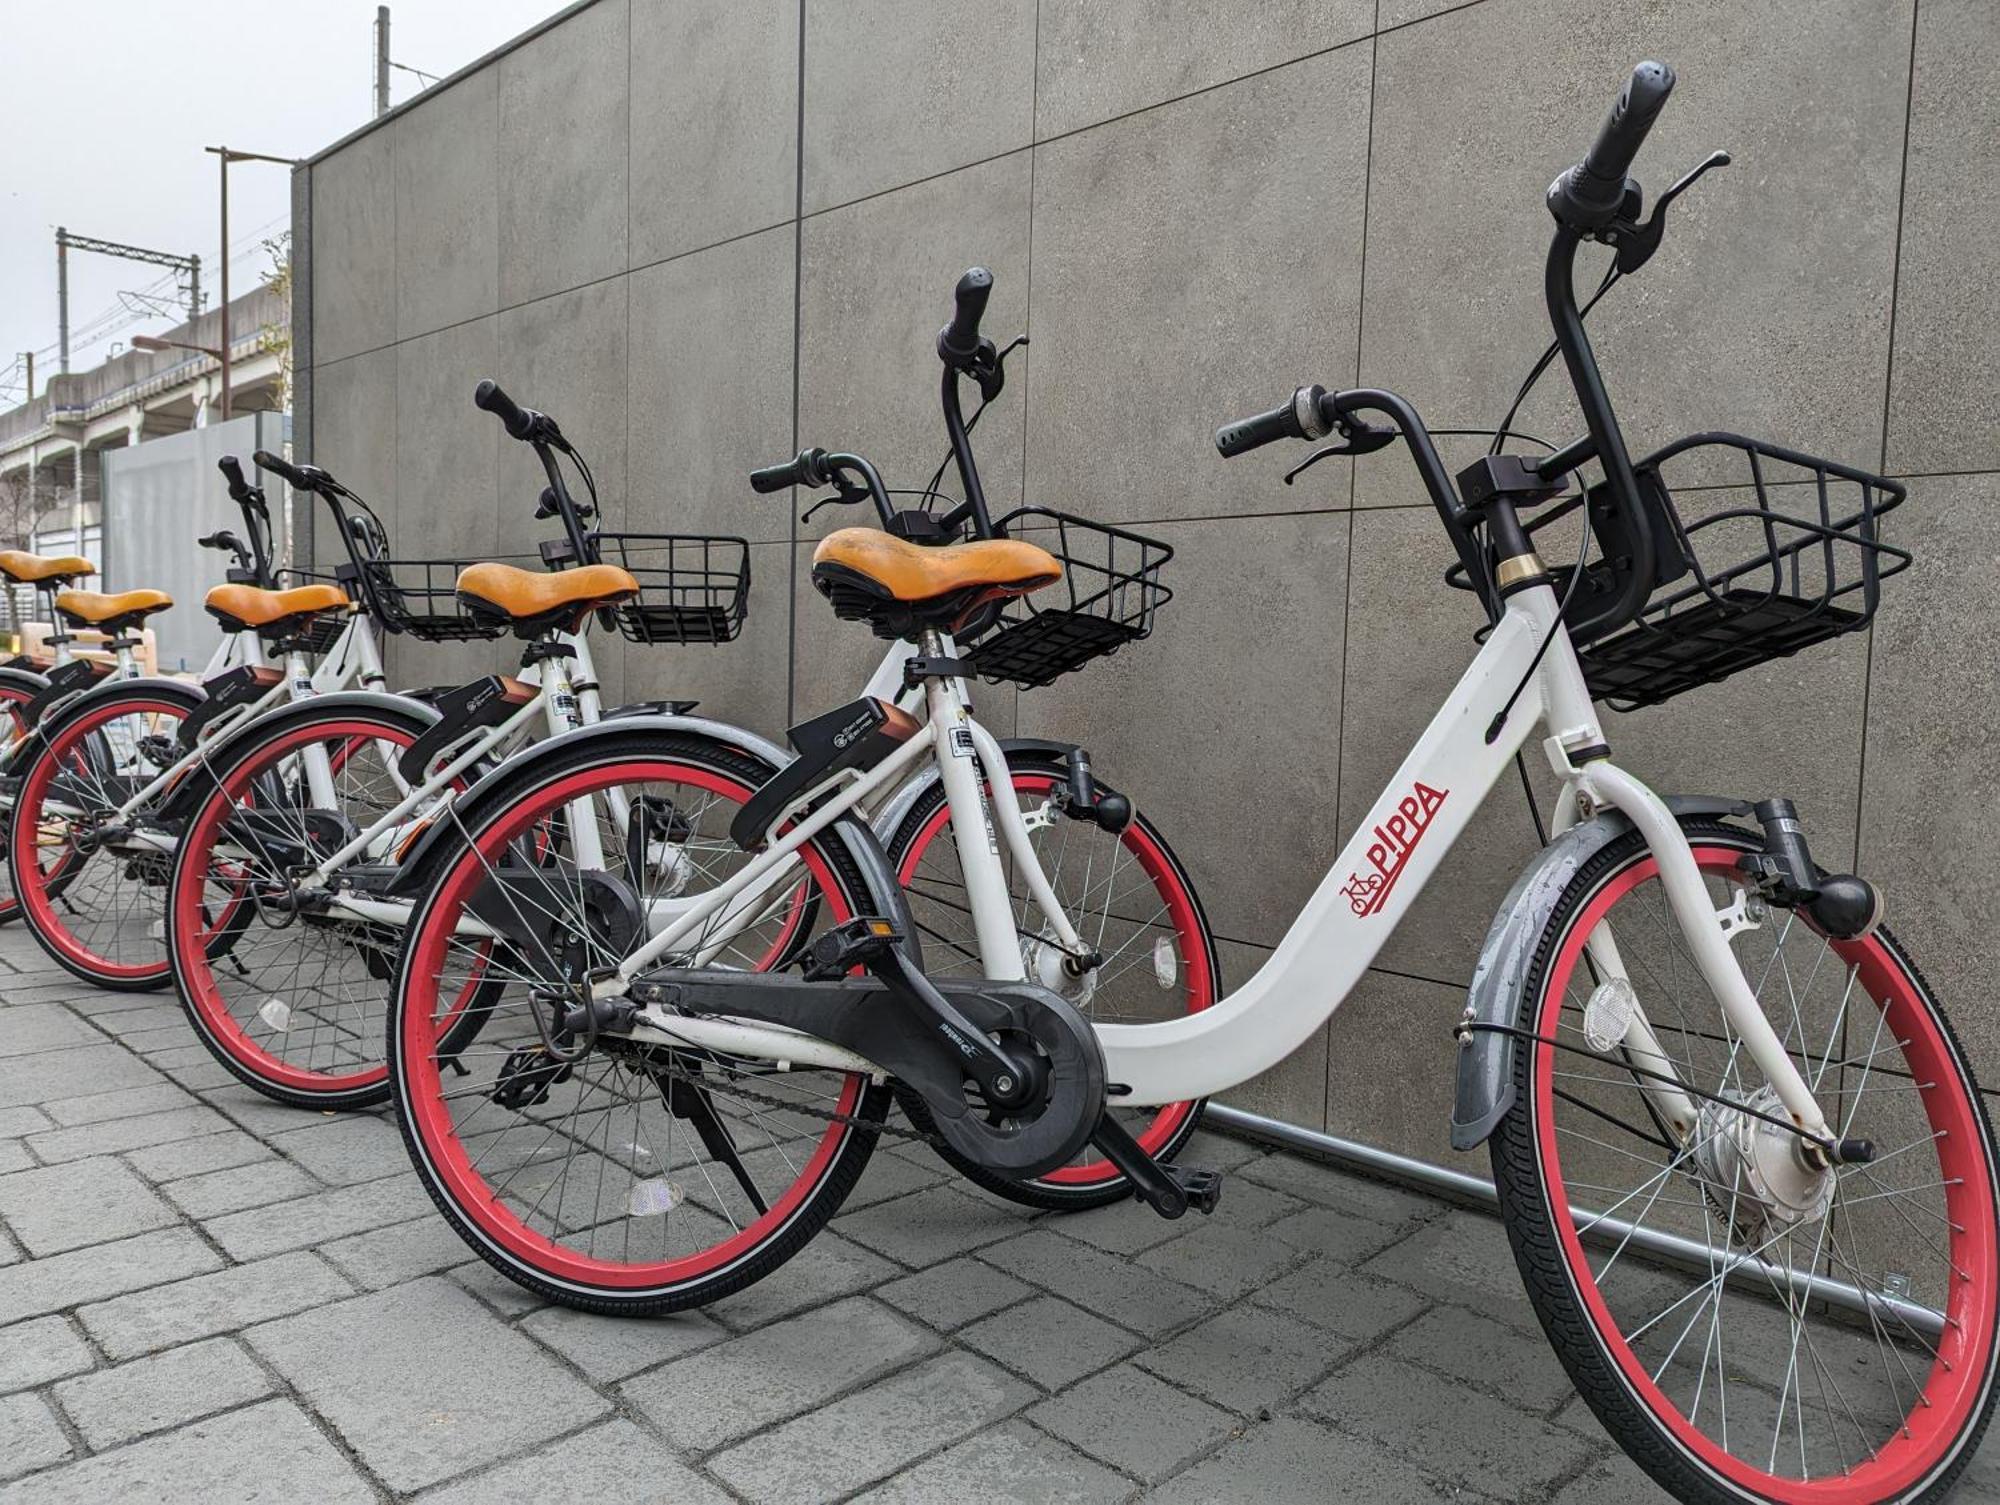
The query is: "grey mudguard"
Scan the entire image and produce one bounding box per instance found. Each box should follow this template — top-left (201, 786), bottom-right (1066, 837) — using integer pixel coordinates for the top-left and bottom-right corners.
top-left (1450, 794), bottom-right (1753, 1151)
top-left (153, 689), bottom-right (436, 826)
top-left (383, 711), bottom-right (920, 962)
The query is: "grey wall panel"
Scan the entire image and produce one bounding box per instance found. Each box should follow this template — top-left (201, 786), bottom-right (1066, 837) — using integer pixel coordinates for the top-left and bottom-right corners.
top-left (303, 0), bottom-right (1987, 1169)
top-left (797, 151), bottom-right (1033, 541)
top-left (311, 126), bottom-right (397, 366)
top-left (629, 0), bottom-right (800, 268)
top-left (1859, 475), bottom-right (2000, 1088)
top-left (1034, 0), bottom-right (1372, 140)
top-left (628, 226), bottom-right (798, 543)
top-left (1885, 0), bottom-right (2000, 473)
top-left (800, 0), bottom-right (1036, 213)
top-left (394, 69), bottom-right (501, 341)
top-left (1025, 44), bottom-right (1372, 528)
top-left (497, 0), bottom-right (630, 307)
top-left (1358, 0), bottom-right (1912, 511)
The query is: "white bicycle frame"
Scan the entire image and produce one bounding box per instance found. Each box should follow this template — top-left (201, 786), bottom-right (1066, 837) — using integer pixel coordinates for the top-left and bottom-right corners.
top-left (603, 577), bottom-right (1834, 1146)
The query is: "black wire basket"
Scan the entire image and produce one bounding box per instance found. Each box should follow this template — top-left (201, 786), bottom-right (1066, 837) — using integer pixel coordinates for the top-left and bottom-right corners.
top-left (1530, 434), bottom-right (1909, 711)
top-left (360, 558), bottom-right (508, 642)
top-left (962, 507), bottom-right (1174, 689)
top-left (586, 532), bottom-right (750, 645)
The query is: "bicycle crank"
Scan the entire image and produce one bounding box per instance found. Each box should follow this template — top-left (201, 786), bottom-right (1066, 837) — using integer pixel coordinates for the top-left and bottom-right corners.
top-left (623, 921), bottom-right (1106, 1180)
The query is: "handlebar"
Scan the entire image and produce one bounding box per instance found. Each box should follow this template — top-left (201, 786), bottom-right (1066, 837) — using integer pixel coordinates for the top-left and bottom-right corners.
top-left (1215, 386), bottom-right (1336, 458)
top-left (217, 454), bottom-right (254, 503)
top-left (1547, 60), bottom-right (1675, 231)
top-left (749, 448), bottom-right (894, 527)
top-left (475, 377), bottom-right (565, 445)
top-left (937, 267), bottom-right (993, 367)
top-left (252, 449), bottom-right (325, 491)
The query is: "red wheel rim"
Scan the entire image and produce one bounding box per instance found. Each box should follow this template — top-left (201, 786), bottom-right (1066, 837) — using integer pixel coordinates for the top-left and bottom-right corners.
top-left (896, 771), bottom-right (1214, 1186)
top-left (12, 694), bottom-right (189, 982)
top-left (400, 757), bottom-right (862, 1288)
top-left (173, 718), bottom-right (477, 1095)
top-left (1531, 845), bottom-right (1998, 1501)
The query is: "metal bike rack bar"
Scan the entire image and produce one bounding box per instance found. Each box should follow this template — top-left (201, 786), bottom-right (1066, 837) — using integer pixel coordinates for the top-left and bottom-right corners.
top-left (1208, 1105), bottom-right (1947, 1342)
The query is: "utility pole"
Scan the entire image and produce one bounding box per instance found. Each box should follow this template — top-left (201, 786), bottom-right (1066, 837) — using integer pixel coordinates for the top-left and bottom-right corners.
top-left (375, 7), bottom-right (391, 117)
top-left (56, 232), bottom-right (68, 374)
top-left (55, 229), bottom-right (203, 378)
top-left (22, 352), bottom-right (33, 402)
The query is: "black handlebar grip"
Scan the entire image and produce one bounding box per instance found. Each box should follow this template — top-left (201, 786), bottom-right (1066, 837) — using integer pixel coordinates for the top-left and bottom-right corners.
top-left (1584, 61), bottom-right (1676, 186)
top-left (1215, 386), bottom-right (1330, 458)
top-left (1548, 61), bottom-right (1675, 230)
top-left (473, 378), bottom-right (535, 441)
top-left (750, 460), bottom-right (804, 494)
top-left (252, 449), bottom-right (311, 489)
top-left (217, 454), bottom-right (252, 500)
top-left (938, 267), bottom-right (994, 362)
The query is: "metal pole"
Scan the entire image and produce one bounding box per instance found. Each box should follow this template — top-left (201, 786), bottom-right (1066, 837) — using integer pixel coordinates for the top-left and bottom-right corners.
top-left (56, 229), bottom-right (69, 375)
top-left (374, 7), bottom-right (391, 118)
top-left (1204, 1104), bottom-right (1947, 1341)
top-left (22, 352), bottom-right (33, 403)
top-left (218, 152), bottom-right (231, 423)
top-left (187, 254), bottom-right (202, 325)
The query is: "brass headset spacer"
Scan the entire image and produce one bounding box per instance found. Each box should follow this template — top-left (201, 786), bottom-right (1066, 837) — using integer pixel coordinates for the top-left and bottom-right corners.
top-left (1494, 552), bottom-right (1551, 590)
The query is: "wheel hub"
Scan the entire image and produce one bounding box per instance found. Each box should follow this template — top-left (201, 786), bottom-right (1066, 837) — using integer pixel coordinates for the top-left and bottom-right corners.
top-left (1692, 1084), bottom-right (1833, 1242)
top-left (1023, 926), bottom-right (1095, 1008)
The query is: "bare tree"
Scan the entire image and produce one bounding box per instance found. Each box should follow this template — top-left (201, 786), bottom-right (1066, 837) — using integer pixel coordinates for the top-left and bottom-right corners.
top-left (0, 470), bottom-right (58, 640)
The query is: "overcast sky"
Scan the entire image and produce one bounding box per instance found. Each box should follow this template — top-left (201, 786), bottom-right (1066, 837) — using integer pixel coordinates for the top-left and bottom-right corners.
top-left (0, 0), bottom-right (561, 403)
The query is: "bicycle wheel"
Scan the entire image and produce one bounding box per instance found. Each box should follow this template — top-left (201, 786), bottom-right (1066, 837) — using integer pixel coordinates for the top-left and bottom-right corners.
top-left (1491, 818), bottom-right (1998, 1502)
top-left (167, 698), bottom-right (487, 1110)
top-left (390, 728), bottom-right (886, 1314)
top-left (887, 752), bottom-right (1218, 1210)
top-left (11, 685), bottom-right (201, 989)
top-left (0, 671), bottom-right (48, 925)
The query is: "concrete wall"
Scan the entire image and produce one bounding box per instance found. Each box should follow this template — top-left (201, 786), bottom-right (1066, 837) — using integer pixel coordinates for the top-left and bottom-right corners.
top-left (295, 0), bottom-right (2000, 1169)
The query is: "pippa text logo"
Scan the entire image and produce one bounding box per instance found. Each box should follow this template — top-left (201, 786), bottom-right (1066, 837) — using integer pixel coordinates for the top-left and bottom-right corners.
top-left (1340, 781), bottom-right (1449, 917)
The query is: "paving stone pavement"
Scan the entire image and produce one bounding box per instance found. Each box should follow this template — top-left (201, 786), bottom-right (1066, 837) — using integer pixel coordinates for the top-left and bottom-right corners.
top-left (0, 926), bottom-right (1995, 1503)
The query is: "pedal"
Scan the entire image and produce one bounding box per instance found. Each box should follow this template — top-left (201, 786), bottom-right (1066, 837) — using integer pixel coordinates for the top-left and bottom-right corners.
top-left (1088, 1111), bottom-right (1221, 1220)
top-left (799, 916), bottom-right (904, 981)
top-left (490, 1046), bottom-right (574, 1109)
top-left (1167, 1165), bottom-right (1224, 1215)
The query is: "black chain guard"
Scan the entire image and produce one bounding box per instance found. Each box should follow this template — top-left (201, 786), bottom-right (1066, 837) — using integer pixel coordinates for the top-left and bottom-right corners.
top-left (627, 969), bottom-right (1106, 1181)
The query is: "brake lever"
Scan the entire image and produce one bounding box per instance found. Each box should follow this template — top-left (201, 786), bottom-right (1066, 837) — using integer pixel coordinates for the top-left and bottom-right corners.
top-left (1615, 149), bottom-right (1730, 275)
top-left (799, 474), bottom-right (874, 527)
top-left (1281, 418), bottom-right (1400, 485)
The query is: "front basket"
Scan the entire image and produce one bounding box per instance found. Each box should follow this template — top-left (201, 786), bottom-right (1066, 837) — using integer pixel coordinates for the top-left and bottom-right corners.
top-left (1540, 434), bottom-right (1910, 711)
top-left (962, 507), bottom-right (1173, 689)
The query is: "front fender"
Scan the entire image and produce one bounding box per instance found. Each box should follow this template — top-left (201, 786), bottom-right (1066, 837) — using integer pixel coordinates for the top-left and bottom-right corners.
top-left (1450, 794), bottom-right (1753, 1151)
top-left (385, 710), bottom-right (920, 962)
top-left (152, 690), bottom-right (439, 826)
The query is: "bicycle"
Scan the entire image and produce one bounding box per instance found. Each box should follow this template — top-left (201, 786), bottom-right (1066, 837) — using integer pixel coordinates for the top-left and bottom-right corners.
top-left (0, 457), bottom-right (362, 972)
top-left (158, 387), bottom-right (750, 1107)
top-left (384, 62), bottom-right (1995, 1501)
top-left (169, 345), bottom-right (1211, 1174)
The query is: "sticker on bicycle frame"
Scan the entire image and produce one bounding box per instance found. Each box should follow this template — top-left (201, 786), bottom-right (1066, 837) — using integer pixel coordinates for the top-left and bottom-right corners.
top-left (948, 725), bottom-right (975, 759)
top-left (1340, 781), bottom-right (1448, 918)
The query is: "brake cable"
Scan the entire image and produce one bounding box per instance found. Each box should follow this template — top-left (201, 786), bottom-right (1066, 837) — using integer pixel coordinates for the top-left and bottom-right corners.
top-left (917, 335), bottom-right (1029, 524)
